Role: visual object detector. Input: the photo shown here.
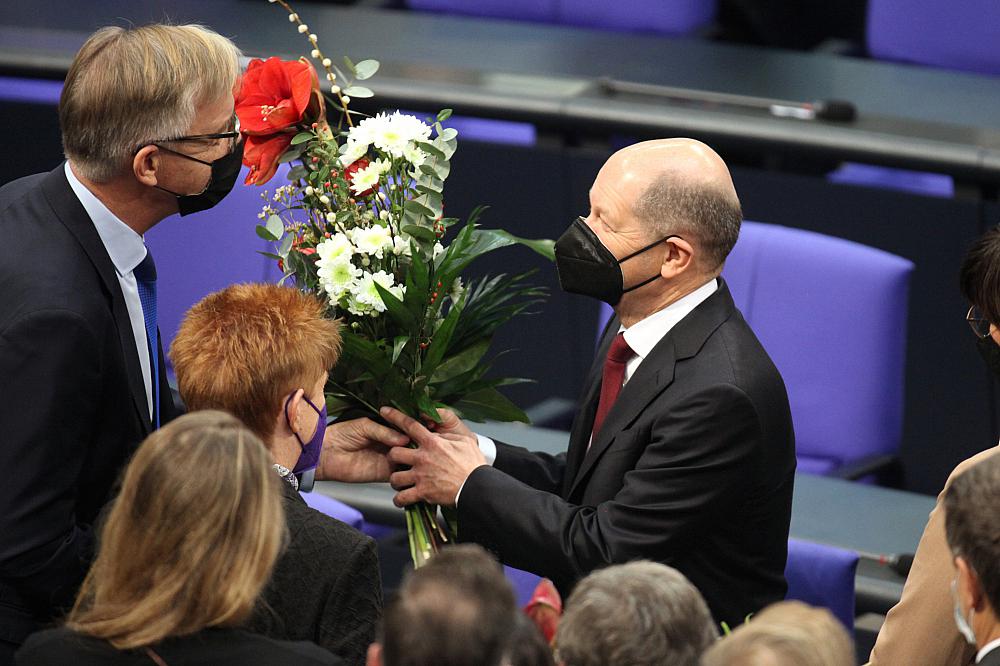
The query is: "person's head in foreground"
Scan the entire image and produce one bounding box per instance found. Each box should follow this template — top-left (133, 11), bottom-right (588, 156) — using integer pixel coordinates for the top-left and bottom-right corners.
top-left (170, 283), bottom-right (341, 482)
top-left (961, 224), bottom-right (1000, 377)
top-left (503, 612), bottom-right (556, 666)
top-left (367, 544), bottom-right (518, 666)
top-left (554, 138), bottom-right (742, 325)
top-left (699, 600), bottom-right (853, 666)
top-left (944, 454), bottom-right (1000, 655)
top-left (61, 23), bottom-right (244, 226)
top-left (554, 560), bottom-right (717, 666)
top-left (67, 410), bottom-right (285, 648)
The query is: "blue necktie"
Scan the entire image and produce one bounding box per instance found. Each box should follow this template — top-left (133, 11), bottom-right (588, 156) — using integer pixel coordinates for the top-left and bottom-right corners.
top-left (134, 250), bottom-right (159, 429)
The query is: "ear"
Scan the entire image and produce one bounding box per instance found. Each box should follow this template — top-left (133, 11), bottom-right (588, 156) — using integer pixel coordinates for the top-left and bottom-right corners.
top-left (956, 556), bottom-right (985, 612)
top-left (366, 642), bottom-right (383, 666)
top-left (283, 388), bottom-right (306, 436)
top-left (133, 145), bottom-right (162, 187)
top-left (660, 236), bottom-right (695, 279)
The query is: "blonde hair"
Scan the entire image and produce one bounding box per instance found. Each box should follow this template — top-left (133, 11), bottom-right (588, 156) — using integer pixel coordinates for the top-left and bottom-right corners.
top-left (170, 283), bottom-right (342, 443)
top-left (700, 601), bottom-right (854, 666)
top-left (60, 23), bottom-right (242, 182)
top-left (66, 411), bottom-right (286, 650)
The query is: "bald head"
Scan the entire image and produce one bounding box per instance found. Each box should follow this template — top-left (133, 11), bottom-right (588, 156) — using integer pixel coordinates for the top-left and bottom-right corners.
top-left (600, 139), bottom-right (743, 272)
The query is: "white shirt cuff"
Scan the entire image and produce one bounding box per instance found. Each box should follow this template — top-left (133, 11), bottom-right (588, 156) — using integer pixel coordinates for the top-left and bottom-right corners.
top-left (455, 434), bottom-right (497, 505)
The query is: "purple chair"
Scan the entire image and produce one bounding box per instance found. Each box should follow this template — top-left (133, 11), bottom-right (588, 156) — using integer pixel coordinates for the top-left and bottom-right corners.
top-left (302, 490), bottom-right (366, 531)
top-left (784, 538), bottom-right (858, 630)
top-left (867, 0), bottom-right (1000, 76)
top-left (504, 565), bottom-right (544, 607)
top-left (145, 166), bottom-right (284, 373)
top-left (596, 221), bottom-right (913, 479)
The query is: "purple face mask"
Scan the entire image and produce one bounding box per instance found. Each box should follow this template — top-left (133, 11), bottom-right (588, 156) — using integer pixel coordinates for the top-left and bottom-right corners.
top-left (285, 393), bottom-right (327, 474)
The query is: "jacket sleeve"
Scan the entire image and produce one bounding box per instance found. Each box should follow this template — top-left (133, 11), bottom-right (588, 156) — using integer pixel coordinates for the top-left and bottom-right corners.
top-left (318, 534), bottom-right (382, 666)
top-left (457, 383), bottom-right (759, 588)
top-left (0, 309), bottom-right (102, 614)
top-left (866, 450), bottom-right (998, 666)
top-left (491, 442), bottom-right (568, 496)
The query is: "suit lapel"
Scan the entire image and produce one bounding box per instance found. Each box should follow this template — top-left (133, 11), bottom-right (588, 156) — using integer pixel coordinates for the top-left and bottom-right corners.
top-left (567, 281), bottom-right (737, 498)
top-left (562, 325), bottom-right (615, 494)
top-left (41, 165), bottom-right (152, 436)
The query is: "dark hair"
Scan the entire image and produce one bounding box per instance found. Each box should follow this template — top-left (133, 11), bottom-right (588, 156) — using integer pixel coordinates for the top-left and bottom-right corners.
top-left (504, 613), bottom-right (556, 666)
top-left (632, 173), bottom-right (743, 272)
top-left (960, 224), bottom-right (1000, 325)
top-left (944, 454), bottom-right (1000, 615)
top-left (381, 545), bottom-right (518, 666)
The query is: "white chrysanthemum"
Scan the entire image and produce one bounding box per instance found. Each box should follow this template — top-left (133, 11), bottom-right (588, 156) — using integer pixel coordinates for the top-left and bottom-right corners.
top-left (339, 139), bottom-right (369, 168)
top-left (403, 143), bottom-right (426, 168)
top-left (349, 163), bottom-right (382, 196)
top-left (370, 158), bottom-right (392, 174)
top-left (355, 112), bottom-right (432, 159)
top-left (315, 233), bottom-right (354, 264)
top-left (317, 257), bottom-right (361, 302)
top-left (392, 234), bottom-right (412, 257)
top-left (353, 270), bottom-right (405, 313)
top-left (350, 225), bottom-right (393, 258)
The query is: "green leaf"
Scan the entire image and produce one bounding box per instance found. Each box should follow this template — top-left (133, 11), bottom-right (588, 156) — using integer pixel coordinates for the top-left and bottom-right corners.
top-left (278, 144), bottom-right (306, 164)
top-left (374, 281), bottom-right (418, 331)
top-left (492, 230), bottom-right (556, 261)
top-left (421, 295), bottom-right (464, 378)
top-left (353, 59), bottom-right (380, 80)
top-left (439, 127), bottom-right (458, 141)
top-left (265, 214), bottom-right (284, 240)
top-left (278, 232), bottom-right (294, 256)
top-left (391, 335), bottom-right (409, 364)
top-left (291, 131), bottom-right (313, 145)
top-left (415, 391), bottom-right (441, 423)
top-left (342, 56), bottom-right (356, 75)
top-left (343, 86), bottom-right (374, 98)
top-left (286, 165), bottom-right (308, 181)
top-left (430, 339), bottom-right (490, 384)
top-left (415, 141), bottom-right (446, 160)
top-left (401, 224), bottom-right (437, 243)
top-left (453, 388), bottom-right (529, 423)
top-left (256, 224), bottom-right (279, 241)
top-left (404, 199), bottom-right (435, 219)
top-left (436, 108), bottom-right (453, 123)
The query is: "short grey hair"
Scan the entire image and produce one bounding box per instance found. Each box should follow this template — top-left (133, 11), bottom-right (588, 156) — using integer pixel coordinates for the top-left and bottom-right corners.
top-left (632, 172), bottom-right (742, 272)
top-left (60, 24), bottom-right (242, 182)
top-left (555, 561), bottom-right (718, 666)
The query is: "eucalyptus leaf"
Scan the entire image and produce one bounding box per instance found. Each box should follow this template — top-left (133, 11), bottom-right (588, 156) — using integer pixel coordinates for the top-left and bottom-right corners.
top-left (287, 165), bottom-right (308, 181)
top-left (439, 127), bottom-right (458, 141)
top-left (415, 141), bottom-right (446, 160)
top-left (278, 144), bottom-right (306, 164)
top-left (278, 232), bottom-right (294, 256)
top-left (265, 214), bottom-right (284, 240)
top-left (353, 59), bottom-right (380, 80)
top-left (291, 131), bottom-right (313, 145)
top-left (404, 199), bottom-right (435, 219)
top-left (343, 86), bottom-right (374, 98)
top-left (437, 108), bottom-right (453, 122)
top-left (401, 224), bottom-right (437, 243)
top-left (255, 224), bottom-right (278, 241)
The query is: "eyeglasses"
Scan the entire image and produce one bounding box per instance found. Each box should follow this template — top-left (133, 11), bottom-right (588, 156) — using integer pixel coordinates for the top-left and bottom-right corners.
top-left (148, 114), bottom-right (241, 153)
top-left (967, 305), bottom-right (992, 339)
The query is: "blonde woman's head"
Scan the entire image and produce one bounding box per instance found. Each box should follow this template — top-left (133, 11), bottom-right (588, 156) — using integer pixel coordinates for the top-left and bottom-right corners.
top-left (67, 410), bottom-right (286, 649)
top-left (60, 23), bottom-right (242, 182)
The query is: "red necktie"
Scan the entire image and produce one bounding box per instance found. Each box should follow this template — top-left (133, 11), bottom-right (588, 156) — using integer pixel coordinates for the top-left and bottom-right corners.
top-left (591, 333), bottom-right (635, 442)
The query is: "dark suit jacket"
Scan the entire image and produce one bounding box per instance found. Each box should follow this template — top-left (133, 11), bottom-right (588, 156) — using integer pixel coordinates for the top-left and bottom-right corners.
top-left (0, 166), bottom-right (179, 645)
top-left (982, 646), bottom-right (1000, 666)
top-left (457, 281), bottom-right (795, 627)
top-left (15, 626), bottom-right (340, 666)
top-left (247, 483), bottom-right (382, 666)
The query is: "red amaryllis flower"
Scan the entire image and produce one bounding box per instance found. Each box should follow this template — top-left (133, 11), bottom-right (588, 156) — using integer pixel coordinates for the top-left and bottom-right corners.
top-left (236, 56), bottom-right (323, 135)
top-left (523, 578), bottom-right (562, 644)
top-left (243, 133), bottom-right (292, 185)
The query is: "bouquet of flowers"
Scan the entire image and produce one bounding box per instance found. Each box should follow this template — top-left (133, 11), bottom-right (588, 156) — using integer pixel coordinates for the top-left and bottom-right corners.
top-left (236, 0), bottom-right (553, 566)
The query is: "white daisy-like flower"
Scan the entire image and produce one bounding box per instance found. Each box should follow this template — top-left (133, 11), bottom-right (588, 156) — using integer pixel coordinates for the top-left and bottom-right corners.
top-left (315, 233), bottom-right (354, 264)
top-left (317, 257), bottom-right (361, 302)
top-left (370, 157), bottom-right (392, 174)
top-left (353, 270), bottom-right (405, 313)
top-left (392, 234), bottom-right (412, 257)
top-left (403, 143), bottom-right (427, 168)
top-left (350, 224), bottom-right (393, 258)
top-left (355, 112), bottom-right (433, 159)
top-left (349, 162), bottom-right (382, 196)
top-left (339, 139), bottom-right (369, 168)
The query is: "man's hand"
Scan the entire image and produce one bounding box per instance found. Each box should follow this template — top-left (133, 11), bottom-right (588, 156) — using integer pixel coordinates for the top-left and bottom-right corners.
top-left (317, 417), bottom-right (409, 483)
top-left (380, 406), bottom-right (487, 508)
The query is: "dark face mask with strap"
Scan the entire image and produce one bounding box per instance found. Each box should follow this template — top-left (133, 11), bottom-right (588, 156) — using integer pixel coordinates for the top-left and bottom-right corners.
top-left (154, 139), bottom-right (244, 216)
top-left (553, 216), bottom-right (678, 306)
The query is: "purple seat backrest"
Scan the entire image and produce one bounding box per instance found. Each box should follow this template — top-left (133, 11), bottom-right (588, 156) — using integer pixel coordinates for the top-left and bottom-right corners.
top-left (302, 491), bottom-right (366, 531)
top-left (146, 166), bottom-right (285, 371)
top-left (723, 221), bottom-right (913, 471)
top-left (867, 0), bottom-right (1000, 75)
top-left (406, 0), bottom-right (716, 35)
top-left (784, 538), bottom-right (858, 630)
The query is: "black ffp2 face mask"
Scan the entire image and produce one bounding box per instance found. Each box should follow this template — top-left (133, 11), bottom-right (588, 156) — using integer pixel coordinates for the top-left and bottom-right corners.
top-left (155, 139), bottom-right (244, 216)
top-left (977, 334), bottom-right (1000, 379)
top-left (553, 216), bottom-right (677, 306)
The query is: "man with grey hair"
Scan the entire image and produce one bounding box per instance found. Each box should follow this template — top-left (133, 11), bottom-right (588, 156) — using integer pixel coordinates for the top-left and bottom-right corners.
top-left (368, 139), bottom-right (796, 628)
top-left (555, 561), bottom-right (717, 666)
top-left (0, 23), bottom-right (405, 661)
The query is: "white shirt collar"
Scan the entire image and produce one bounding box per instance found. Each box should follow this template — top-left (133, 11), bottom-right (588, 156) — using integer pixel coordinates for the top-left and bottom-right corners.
top-left (620, 278), bottom-right (718, 360)
top-left (977, 637), bottom-right (1000, 663)
top-left (64, 161), bottom-right (146, 276)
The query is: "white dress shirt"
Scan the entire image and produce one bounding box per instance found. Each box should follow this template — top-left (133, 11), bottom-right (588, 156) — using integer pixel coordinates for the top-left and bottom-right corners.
top-left (458, 278), bottom-right (719, 503)
top-left (65, 162), bottom-right (154, 420)
top-left (978, 637), bottom-right (1000, 663)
